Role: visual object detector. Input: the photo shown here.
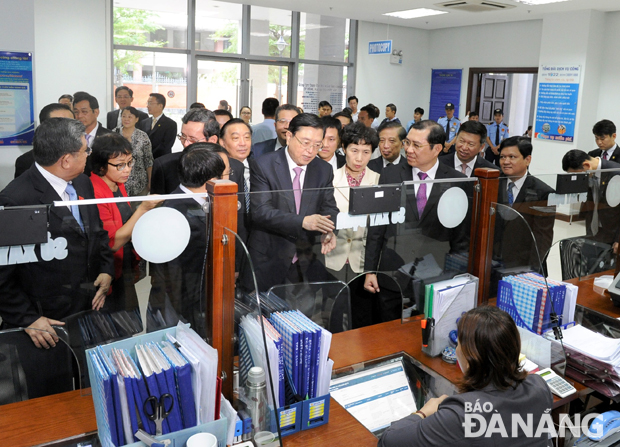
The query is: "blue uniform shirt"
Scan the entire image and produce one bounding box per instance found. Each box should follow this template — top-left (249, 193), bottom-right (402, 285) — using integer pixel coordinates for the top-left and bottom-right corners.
top-left (437, 116), bottom-right (461, 142)
top-left (487, 121), bottom-right (510, 146)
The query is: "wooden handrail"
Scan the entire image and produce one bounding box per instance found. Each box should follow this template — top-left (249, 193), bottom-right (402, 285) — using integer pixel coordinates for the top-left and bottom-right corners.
top-left (469, 167), bottom-right (500, 305)
top-left (206, 179), bottom-right (238, 401)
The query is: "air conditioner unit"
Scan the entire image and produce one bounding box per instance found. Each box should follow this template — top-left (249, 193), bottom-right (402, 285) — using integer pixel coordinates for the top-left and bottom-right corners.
top-left (436, 0), bottom-right (515, 12)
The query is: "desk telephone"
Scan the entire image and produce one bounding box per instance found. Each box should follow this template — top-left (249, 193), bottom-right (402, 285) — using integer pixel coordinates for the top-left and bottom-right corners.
top-left (574, 410), bottom-right (620, 446)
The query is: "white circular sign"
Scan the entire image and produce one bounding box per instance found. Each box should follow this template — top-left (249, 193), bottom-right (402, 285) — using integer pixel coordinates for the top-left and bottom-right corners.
top-left (606, 175), bottom-right (620, 208)
top-left (437, 187), bottom-right (468, 228)
top-left (132, 207), bottom-right (191, 263)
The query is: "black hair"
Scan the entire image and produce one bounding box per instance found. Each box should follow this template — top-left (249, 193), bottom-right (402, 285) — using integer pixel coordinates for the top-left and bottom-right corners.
top-left (261, 97), bottom-right (279, 117)
top-left (214, 109), bottom-right (233, 122)
top-left (73, 91), bottom-right (99, 110)
top-left (339, 108), bottom-right (352, 117)
top-left (593, 119), bottom-right (616, 137)
top-left (386, 103), bottom-right (397, 113)
top-left (499, 136), bottom-right (532, 158)
top-left (121, 106), bottom-right (140, 120)
top-left (288, 113), bottom-right (325, 137)
top-left (178, 142), bottom-right (227, 187)
top-left (318, 101), bottom-right (332, 109)
top-left (342, 122), bottom-right (379, 149)
top-left (58, 94), bottom-right (73, 103)
top-left (469, 110), bottom-right (480, 118)
top-left (219, 99), bottom-right (231, 112)
top-left (275, 104), bottom-right (301, 121)
top-left (115, 86), bottom-right (133, 98)
top-left (562, 149), bottom-right (592, 171)
top-left (410, 120), bottom-right (446, 147)
top-left (347, 96), bottom-right (358, 104)
top-left (39, 103), bottom-right (73, 123)
top-left (182, 108), bottom-right (220, 139)
top-left (414, 107), bottom-right (424, 115)
top-left (378, 121), bottom-right (406, 141)
top-left (333, 111), bottom-right (352, 124)
top-left (458, 120), bottom-right (487, 144)
top-left (240, 106), bottom-right (251, 114)
top-left (91, 133), bottom-right (133, 177)
top-left (360, 104), bottom-right (377, 120)
top-left (149, 93), bottom-right (166, 108)
top-left (220, 118), bottom-right (252, 139)
top-left (523, 125), bottom-right (532, 135)
top-left (321, 116), bottom-right (342, 140)
top-left (33, 118), bottom-right (85, 166)
top-left (190, 102), bottom-right (205, 109)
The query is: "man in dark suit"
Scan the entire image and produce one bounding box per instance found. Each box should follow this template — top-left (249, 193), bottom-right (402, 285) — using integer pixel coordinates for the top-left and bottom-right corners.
top-left (364, 120), bottom-right (468, 322)
top-left (244, 113), bottom-right (339, 292)
top-left (368, 122), bottom-right (408, 175)
top-left (380, 103), bottom-right (401, 126)
top-left (589, 119), bottom-right (620, 163)
top-left (562, 149), bottom-right (620, 247)
top-left (72, 92), bottom-right (113, 176)
top-left (494, 137), bottom-right (555, 272)
top-left (439, 120), bottom-right (498, 177)
top-left (106, 86), bottom-right (148, 131)
top-left (318, 116), bottom-right (346, 172)
top-left (0, 118), bottom-right (114, 348)
top-left (251, 104), bottom-right (300, 158)
top-left (15, 103), bottom-right (75, 178)
top-left (139, 93), bottom-right (177, 159)
top-left (149, 144), bottom-right (226, 338)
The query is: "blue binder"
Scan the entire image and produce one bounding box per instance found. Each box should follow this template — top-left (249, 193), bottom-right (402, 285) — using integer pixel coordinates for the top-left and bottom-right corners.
top-left (96, 346), bottom-right (125, 446)
top-left (159, 341), bottom-right (197, 429)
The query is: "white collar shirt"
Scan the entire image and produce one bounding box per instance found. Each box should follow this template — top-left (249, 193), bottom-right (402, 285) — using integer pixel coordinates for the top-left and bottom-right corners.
top-left (412, 159), bottom-right (440, 199)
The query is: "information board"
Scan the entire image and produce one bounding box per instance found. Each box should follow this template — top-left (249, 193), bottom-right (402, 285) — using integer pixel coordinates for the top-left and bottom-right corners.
top-left (368, 40), bottom-right (392, 55)
top-left (0, 51), bottom-right (34, 146)
top-left (429, 69), bottom-right (462, 121)
top-left (534, 65), bottom-right (581, 143)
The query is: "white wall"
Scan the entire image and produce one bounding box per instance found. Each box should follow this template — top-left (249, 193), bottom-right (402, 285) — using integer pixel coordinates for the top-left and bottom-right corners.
top-left (427, 20), bottom-right (543, 121)
top-left (596, 11), bottom-right (620, 123)
top-left (0, 0), bottom-right (35, 188)
top-left (355, 22), bottom-right (430, 123)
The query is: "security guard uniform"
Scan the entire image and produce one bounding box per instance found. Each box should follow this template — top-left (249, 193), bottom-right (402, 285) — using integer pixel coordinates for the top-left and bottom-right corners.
top-left (437, 115), bottom-right (461, 154)
top-left (485, 120), bottom-right (510, 165)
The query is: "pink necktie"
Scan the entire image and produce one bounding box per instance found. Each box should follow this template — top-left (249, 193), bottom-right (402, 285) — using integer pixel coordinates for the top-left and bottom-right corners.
top-left (292, 167), bottom-right (303, 263)
top-left (603, 151), bottom-right (609, 160)
top-left (461, 163), bottom-right (468, 175)
top-left (417, 172), bottom-right (428, 217)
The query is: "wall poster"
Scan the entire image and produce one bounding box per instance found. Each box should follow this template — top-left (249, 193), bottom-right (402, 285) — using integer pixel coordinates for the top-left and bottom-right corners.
top-left (0, 51), bottom-right (35, 146)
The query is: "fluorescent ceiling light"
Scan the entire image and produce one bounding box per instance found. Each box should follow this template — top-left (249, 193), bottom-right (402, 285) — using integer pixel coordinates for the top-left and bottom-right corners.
top-left (512, 0), bottom-right (570, 4)
top-left (383, 8), bottom-right (448, 19)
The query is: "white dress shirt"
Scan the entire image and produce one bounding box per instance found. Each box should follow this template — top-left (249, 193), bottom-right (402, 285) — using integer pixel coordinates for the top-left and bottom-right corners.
top-left (601, 144), bottom-right (617, 160)
top-left (383, 154), bottom-right (401, 168)
top-left (243, 159), bottom-right (250, 191)
top-left (35, 162), bottom-right (70, 208)
top-left (285, 147), bottom-right (307, 188)
top-left (455, 154), bottom-right (477, 178)
top-left (412, 159), bottom-right (440, 199)
top-left (326, 155), bottom-right (339, 173)
top-left (507, 173), bottom-right (528, 201)
top-left (275, 139), bottom-right (284, 151)
top-left (87, 123), bottom-right (99, 147)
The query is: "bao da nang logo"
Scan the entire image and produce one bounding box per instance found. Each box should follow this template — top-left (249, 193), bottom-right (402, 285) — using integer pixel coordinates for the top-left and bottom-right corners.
top-left (463, 400), bottom-right (602, 439)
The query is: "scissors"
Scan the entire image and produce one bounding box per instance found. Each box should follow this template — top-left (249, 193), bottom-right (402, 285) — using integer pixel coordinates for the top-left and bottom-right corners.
top-left (143, 394), bottom-right (174, 436)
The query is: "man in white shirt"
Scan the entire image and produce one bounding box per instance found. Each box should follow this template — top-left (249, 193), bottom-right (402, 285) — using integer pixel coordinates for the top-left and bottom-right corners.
top-left (318, 116), bottom-right (346, 173)
top-left (348, 95), bottom-right (359, 122)
top-left (368, 122), bottom-right (406, 174)
top-left (589, 119), bottom-right (620, 163)
top-left (438, 120), bottom-right (498, 178)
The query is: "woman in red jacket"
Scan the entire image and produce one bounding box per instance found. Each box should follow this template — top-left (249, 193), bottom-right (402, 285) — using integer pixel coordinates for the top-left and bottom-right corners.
top-left (90, 133), bottom-right (159, 311)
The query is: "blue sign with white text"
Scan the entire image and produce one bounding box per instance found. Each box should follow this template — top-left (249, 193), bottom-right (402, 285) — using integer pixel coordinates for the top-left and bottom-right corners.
top-left (368, 40), bottom-right (392, 55)
top-left (0, 51), bottom-right (35, 146)
top-left (429, 69), bottom-right (462, 121)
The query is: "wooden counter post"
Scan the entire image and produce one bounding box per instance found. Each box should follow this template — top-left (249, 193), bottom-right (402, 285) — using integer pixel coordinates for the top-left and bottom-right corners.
top-left (206, 179), bottom-right (238, 401)
top-left (469, 168), bottom-right (500, 305)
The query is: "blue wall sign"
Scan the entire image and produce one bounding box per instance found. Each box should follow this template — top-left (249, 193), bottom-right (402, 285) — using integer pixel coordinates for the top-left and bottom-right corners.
top-left (0, 51), bottom-right (34, 146)
top-left (368, 40), bottom-right (392, 55)
top-left (429, 69), bottom-right (462, 121)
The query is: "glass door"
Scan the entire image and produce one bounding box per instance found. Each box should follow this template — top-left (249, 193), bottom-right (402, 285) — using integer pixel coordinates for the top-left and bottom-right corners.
top-left (248, 63), bottom-right (289, 122)
top-left (196, 59), bottom-right (242, 114)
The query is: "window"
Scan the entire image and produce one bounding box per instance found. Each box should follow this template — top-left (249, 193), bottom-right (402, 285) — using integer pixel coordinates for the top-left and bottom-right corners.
top-left (298, 64), bottom-right (347, 114)
top-left (195, 0), bottom-right (243, 54)
top-left (300, 13), bottom-right (350, 62)
top-left (250, 6), bottom-right (293, 58)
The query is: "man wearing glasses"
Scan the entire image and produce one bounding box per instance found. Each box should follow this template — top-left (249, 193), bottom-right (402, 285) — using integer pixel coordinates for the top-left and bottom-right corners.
top-left (242, 113), bottom-right (339, 292)
top-left (364, 120), bottom-right (468, 323)
top-left (439, 120), bottom-right (498, 177)
top-left (251, 104), bottom-right (300, 158)
top-left (0, 118), bottom-right (114, 348)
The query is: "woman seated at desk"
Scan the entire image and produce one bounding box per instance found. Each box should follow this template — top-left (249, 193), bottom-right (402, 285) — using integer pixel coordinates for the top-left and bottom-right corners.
top-left (379, 306), bottom-right (553, 447)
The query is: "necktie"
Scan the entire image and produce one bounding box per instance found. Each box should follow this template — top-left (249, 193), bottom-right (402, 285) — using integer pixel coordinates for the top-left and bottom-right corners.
top-left (507, 182), bottom-right (515, 206)
top-left (292, 167), bottom-right (303, 263)
top-left (495, 123), bottom-right (501, 146)
top-left (151, 117), bottom-right (157, 130)
top-left (445, 118), bottom-right (451, 140)
top-left (85, 134), bottom-right (92, 147)
top-left (417, 172), bottom-right (428, 217)
top-left (243, 177), bottom-right (250, 214)
top-left (65, 182), bottom-right (84, 231)
top-left (589, 175), bottom-right (600, 236)
top-left (461, 163), bottom-right (468, 175)
top-left (603, 151), bottom-right (609, 160)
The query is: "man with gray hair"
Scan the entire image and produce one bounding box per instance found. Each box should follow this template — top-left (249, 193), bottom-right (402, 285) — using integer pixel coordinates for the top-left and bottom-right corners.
top-left (0, 118), bottom-right (114, 348)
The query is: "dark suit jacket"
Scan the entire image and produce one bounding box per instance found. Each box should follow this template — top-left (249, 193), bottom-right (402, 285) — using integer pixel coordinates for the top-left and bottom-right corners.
top-left (364, 161), bottom-right (468, 274)
top-left (149, 186), bottom-right (208, 336)
top-left (589, 144), bottom-right (620, 163)
top-left (0, 166), bottom-right (114, 327)
top-left (438, 153), bottom-right (499, 175)
top-left (251, 138), bottom-right (277, 158)
top-left (245, 148), bottom-right (339, 291)
top-left (150, 152), bottom-right (182, 195)
top-left (14, 123), bottom-right (112, 179)
top-left (106, 108), bottom-right (148, 131)
top-left (139, 114), bottom-right (177, 159)
top-left (580, 159), bottom-right (620, 244)
top-left (367, 155), bottom-right (408, 175)
top-left (494, 174), bottom-right (555, 271)
top-left (334, 153), bottom-right (346, 169)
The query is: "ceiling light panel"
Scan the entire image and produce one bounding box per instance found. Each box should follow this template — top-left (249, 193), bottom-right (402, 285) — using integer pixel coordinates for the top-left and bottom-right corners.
top-left (383, 8), bottom-right (448, 19)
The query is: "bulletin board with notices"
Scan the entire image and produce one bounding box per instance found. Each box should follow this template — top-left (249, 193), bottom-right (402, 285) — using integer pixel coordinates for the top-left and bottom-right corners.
top-left (0, 51), bottom-right (35, 146)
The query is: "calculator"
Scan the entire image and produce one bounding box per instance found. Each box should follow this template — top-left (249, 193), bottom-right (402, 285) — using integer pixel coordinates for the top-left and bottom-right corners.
top-left (536, 368), bottom-right (576, 398)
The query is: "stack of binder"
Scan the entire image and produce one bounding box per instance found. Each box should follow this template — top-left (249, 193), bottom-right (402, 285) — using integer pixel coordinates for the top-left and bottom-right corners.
top-left (497, 273), bottom-right (577, 335)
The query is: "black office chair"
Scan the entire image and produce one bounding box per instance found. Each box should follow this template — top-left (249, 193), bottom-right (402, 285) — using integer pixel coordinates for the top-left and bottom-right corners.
top-left (0, 327), bottom-right (78, 405)
top-left (559, 237), bottom-right (615, 281)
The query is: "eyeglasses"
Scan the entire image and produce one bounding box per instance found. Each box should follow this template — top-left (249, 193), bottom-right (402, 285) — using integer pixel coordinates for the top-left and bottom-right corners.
top-left (403, 140), bottom-right (430, 150)
top-left (108, 159), bottom-right (136, 171)
top-left (222, 168), bottom-right (234, 177)
top-left (241, 111), bottom-right (251, 115)
top-left (294, 134), bottom-right (323, 151)
top-left (276, 118), bottom-right (292, 125)
top-left (177, 133), bottom-right (206, 144)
